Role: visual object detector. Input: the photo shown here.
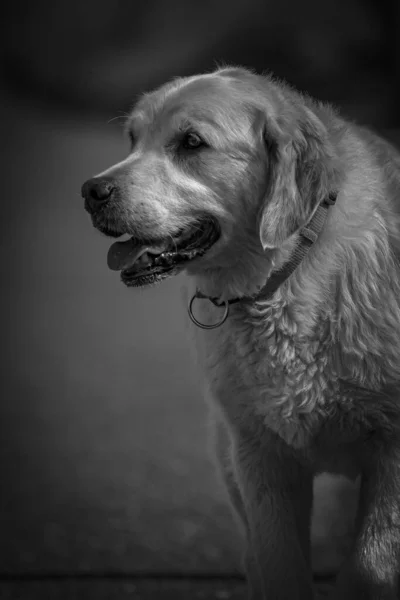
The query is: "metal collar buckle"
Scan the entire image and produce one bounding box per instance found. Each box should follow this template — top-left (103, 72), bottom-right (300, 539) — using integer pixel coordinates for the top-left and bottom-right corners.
top-left (188, 289), bottom-right (229, 329)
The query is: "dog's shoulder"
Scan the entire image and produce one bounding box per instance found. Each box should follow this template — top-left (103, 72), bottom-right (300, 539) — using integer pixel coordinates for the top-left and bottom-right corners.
top-left (355, 126), bottom-right (400, 202)
top-left (347, 125), bottom-right (400, 260)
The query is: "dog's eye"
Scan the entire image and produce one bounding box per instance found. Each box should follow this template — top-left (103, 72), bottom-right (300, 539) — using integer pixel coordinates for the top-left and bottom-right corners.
top-left (181, 132), bottom-right (205, 150)
top-left (128, 131), bottom-right (136, 150)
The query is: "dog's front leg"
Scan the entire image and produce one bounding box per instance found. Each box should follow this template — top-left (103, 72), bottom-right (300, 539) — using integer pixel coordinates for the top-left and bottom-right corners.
top-left (233, 428), bottom-right (315, 600)
top-left (213, 417), bottom-right (265, 598)
top-left (332, 445), bottom-right (400, 600)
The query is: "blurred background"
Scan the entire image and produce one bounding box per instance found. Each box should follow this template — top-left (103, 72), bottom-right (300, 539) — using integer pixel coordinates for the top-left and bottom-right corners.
top-left (1, 1), bottom-right (399, 598)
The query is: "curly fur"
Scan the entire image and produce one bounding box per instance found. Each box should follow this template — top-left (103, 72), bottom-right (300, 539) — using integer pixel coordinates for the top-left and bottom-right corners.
top-left (83, 66), bottom-right (400, 599)
top-left (191, 71), bottom-right (400, 600)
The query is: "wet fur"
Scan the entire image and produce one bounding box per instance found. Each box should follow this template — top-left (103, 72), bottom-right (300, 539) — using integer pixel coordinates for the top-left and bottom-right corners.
top-left (86, 67), bottom-right (400, 599)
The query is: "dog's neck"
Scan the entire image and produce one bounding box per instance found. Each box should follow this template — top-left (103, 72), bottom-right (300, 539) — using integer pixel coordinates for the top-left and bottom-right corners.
top-left (192, 194), bottom-right (337, 306)
top-left (192, 248), bottom-right (280, 302)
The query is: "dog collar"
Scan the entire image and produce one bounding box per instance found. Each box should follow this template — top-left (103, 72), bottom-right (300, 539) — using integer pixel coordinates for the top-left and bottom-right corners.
top-left (188, 191), bottom-right (337, 329)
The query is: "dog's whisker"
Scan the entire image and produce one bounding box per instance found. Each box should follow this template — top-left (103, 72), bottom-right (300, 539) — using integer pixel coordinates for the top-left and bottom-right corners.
top-left (167, 233), bottom-right (178, 254)
top-left (107, 113), bottom-right (131, 125)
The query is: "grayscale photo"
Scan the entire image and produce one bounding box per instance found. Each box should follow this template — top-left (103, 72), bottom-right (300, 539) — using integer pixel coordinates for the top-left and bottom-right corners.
top-left (1, 1), bottom-right (400, 598)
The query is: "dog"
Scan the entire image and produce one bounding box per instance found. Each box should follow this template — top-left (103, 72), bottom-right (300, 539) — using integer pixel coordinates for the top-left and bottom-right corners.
top-left (81, 66), bottom-right (400, 599)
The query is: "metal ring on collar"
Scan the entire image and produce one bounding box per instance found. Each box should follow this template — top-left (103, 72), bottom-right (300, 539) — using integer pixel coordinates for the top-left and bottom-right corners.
top-left (188, 293), bottom-right (229, 329)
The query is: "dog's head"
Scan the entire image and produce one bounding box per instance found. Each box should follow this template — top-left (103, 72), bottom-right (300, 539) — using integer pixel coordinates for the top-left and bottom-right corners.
top-left (82, 67), bottom-right (339, 291)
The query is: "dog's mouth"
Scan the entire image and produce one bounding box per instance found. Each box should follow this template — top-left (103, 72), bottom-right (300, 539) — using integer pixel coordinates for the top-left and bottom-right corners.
top-left (106, 217), bottom-right (220, 287)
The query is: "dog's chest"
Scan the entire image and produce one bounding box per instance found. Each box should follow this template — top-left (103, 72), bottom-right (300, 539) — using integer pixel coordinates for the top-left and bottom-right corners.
top-left (195, 301), bottom-right (338, 434)
top-left (192, 294), bottom-right (400, 454)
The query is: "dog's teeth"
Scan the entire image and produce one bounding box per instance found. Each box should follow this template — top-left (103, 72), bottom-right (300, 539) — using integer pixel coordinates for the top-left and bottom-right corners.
top-left (153, 252), bottom-right (174, 266)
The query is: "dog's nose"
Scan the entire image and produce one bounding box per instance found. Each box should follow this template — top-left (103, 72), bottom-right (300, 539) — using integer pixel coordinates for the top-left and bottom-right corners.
top-left (81, 177), bottom-right (115, 212)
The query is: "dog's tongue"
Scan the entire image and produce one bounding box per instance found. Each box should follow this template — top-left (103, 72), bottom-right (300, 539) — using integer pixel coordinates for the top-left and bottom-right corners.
top-left (107, 238), bottom-right (167, 271)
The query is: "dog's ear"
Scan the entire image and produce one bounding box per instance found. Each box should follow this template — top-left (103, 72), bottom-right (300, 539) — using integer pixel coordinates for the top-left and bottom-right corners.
top-left (258, 110), bottom-right (336, 249)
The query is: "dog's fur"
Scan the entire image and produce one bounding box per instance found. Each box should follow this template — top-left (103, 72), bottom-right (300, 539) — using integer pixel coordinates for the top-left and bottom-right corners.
top-left (84, 67), bottom-right (400, 599)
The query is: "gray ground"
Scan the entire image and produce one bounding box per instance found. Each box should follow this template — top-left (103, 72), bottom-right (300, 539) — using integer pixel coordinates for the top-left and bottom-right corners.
top-left (1, 89), bottom-right (397, 598)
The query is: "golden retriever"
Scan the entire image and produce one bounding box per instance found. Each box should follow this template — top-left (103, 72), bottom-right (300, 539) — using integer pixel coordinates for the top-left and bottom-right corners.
top-left (82, 66), bottom-right (400, 599)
